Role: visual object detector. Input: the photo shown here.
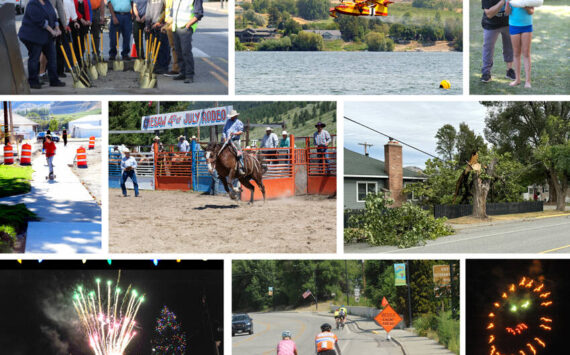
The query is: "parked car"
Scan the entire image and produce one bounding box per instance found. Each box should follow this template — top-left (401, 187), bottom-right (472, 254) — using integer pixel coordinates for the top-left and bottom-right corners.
top-left (37, 131), bottom-right (60, 142)
top-left (232, 313), bottom-right (253, 336)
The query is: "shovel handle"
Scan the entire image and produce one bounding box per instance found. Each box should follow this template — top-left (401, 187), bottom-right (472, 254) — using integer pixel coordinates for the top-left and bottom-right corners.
top-left (77, 36), bottom-right (83, 59)
top-left (116, 31), bottom-right (119, 51)
top-left (152, 36), bottom-right (158, 57)
top-left (138, 29), bottom-right (142, 55)
top-left (153, 41), bottom-right (161, 65)
top-left (100, 29), bottom-right (103, 53)
top-left (147, 33), bottom-right (152, 60)
top-left (60, 45), bottom-right (73, 71)
top-left (69, 41), bottom-right (78, 66)
top-left (90, 34), bottom-right (97, 57)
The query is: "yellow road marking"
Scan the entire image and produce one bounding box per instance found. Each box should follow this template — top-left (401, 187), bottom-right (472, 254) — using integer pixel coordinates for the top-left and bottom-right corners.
top-left (534, 213), bottom-right (570, 219)
top-left (201, 57), bottom-right (228, 76)
top-left (219, 57), bottom-right (228, 63)
top-left (540, 244), bottom-right (570, 253)
top-left (233, 319), bottom-right (271, 347)
top-left (210, 70), bottom-right (228, 87)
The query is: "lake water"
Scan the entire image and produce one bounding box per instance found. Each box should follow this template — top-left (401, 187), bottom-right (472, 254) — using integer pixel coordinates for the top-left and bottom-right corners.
top-left (236, 51), bottom-right (463, 95)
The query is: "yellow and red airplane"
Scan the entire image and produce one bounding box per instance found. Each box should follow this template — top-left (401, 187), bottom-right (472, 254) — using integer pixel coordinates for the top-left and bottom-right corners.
top-left (330, 0), bottom-right (394, 18)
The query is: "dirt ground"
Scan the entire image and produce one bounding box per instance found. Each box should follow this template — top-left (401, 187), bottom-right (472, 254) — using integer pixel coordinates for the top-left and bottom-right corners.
top-left (394, 40), bottom-right (455, 52)
top-left (448, 210), bottom-right (570, 225)
top-left (109, 189), bottom-right (337, 253)
top-left (71, 138), bottom-right (102, 204)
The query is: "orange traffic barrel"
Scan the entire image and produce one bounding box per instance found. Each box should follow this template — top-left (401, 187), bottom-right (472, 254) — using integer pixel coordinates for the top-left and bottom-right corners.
top-left (77, 146), bottom-right (87, 168)
top-left (88, 136), bottom-right (95, 150)
top-left (20, 143), bottom-right (32, 165)
top-left (3, 143), bottom-right (14, 165)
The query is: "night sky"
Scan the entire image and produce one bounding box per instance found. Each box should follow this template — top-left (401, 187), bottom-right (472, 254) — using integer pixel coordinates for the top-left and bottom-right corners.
top-left (0, 260), bottom-right (223, 355)
top-left (466, 259), bottom-right (569, 355)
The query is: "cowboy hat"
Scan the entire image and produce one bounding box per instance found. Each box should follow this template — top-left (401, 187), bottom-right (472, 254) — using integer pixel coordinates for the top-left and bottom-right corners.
top-left (153, 136), bottom-right (160, 141)
top-left (229, 109), bottom-right (240, 117)
top-left (282, 130), bottom-right (288, 135)
top-left (191, 135), bottom-right (196, 139)
top-left (266, 127), bottom-right (272, 131)
top-left (178, 135), bottom-right (186, 140)
top-left (315, 122), bottom-right (326, 128)
top-left (124, 148), bottom-right (131, 153)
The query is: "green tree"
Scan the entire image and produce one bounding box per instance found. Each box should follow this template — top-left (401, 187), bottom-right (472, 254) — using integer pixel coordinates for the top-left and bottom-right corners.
top-left (435, 124), bottom-right (457, 162)
top-left (365, 32), bottom-right (394, 52)
top-left (335, 15), bottom-right (368, 42)
top-left (48, 119), bottom-right (58, 132)
top-left (235, 37), bottom-right (245, 51)
top-left (483, 101), bottom-right (570, 209)
top-left (456, 122), bottom-right (487, 165)
top-left (283, 18), bottom-right (302, 36)
top-left (151, 306), bottom-right (187, 355)
top-left (292, 31), bottom-right (324, 51)
top-left (297, 0), bottom-right (330, 20)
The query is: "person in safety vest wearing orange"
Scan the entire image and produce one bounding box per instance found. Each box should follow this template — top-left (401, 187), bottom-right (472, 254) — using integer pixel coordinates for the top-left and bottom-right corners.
top-left (315, 323), bottom-right (341, 355)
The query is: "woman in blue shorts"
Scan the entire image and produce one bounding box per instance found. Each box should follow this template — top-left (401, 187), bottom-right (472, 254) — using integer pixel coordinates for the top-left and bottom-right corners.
top-left (506, 1), bottom-right (535, 88)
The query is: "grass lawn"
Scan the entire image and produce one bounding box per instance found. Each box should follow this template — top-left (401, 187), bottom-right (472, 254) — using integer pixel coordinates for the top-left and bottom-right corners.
top-left (470, 0), bottom-right (570, 94)
top-left (0, 203), bottom-right (38, 253)
top-left (0, 165), bottom-right (33, 198)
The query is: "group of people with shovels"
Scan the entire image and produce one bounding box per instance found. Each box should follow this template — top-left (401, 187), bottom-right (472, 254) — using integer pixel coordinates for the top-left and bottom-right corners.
top-left (17, 0), bottom-right (203, 89)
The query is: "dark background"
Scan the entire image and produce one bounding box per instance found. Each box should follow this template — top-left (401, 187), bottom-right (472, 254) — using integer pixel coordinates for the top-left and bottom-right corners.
top-left (0, 259), bottom-right (223, 355)
top-left (466, 259), bottom-right (569, 355)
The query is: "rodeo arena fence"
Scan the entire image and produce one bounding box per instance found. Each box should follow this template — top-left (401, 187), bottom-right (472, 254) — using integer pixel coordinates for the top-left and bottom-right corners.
top-left (109, 135), bottom-right (336, 201)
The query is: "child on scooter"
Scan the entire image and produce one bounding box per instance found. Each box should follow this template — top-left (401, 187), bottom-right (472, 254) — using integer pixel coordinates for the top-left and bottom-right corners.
top-left (44, 135), bottom-right (56, 178)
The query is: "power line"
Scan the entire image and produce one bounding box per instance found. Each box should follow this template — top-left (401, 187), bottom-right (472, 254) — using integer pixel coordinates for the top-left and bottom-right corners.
top-left (344, 115), bottom-right (440, 160)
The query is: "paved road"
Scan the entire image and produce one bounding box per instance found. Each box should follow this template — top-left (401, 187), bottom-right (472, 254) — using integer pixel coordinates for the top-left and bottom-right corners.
top-left (345, 215), bottom-right (570, 254)
top-left (15, 4), bottom-right (227, 94)
top-left (232, 312), bottom-right (403, 355)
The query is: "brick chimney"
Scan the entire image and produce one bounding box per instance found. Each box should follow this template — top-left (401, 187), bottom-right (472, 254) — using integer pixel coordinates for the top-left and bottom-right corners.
top-left (384, 140), bottom-right (403, 206)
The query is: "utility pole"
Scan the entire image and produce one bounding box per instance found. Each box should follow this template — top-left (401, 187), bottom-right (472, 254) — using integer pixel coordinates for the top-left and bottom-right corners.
top-left (314, 265), bottom-right (318, 311)
top-left (3, 102), bottom-right (9, 144)
top-left (406, 261), bottom-right (413, 328)
top-left (450, 261), bottom-right (457, 318)
top-left (362, 260), bottom-right (366, 293)
top-left (8, 102), bottom-right (14, 144)
top-left (345, 260), bottom-right (349, 306)
top-left (358, 142), bottom-right (373, 156)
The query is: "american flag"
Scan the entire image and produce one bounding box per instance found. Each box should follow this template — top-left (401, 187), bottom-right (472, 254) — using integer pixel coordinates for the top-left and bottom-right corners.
top-left (302, 289), bottom-right (312, 299)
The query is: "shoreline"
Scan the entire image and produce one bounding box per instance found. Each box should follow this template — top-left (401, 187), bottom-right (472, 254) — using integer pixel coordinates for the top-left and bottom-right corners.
top-left (239, 40), bottom-right (459, 53)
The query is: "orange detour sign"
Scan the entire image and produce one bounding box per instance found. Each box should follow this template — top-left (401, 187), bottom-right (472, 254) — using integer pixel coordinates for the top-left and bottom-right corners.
top-left (374, 304), bottom-right (403, 333)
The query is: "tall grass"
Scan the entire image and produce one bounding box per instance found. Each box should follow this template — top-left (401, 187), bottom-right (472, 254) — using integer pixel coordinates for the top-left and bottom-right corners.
top-left (413, 311), bottom-right (459, 354)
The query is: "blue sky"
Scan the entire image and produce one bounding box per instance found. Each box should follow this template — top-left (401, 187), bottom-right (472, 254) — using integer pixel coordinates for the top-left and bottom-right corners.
top-left (344, 101), bottom-right (488, 169)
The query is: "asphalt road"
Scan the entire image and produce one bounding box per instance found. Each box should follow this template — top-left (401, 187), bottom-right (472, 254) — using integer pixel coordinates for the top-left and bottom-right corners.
top-left (345, 215), bottom-right (570, 254)
top-left (232, 312), bottom-right (403, 355)
top-left (15, 5), bottom-right (227, 94)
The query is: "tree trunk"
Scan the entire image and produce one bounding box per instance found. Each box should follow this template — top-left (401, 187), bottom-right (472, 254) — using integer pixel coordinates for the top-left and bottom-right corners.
top-left (547, 173), bottom-right (558, 204)
top-left (551, 174), bottom-right (568, 212)
top-left (472, 159), bottom-right (497, 218)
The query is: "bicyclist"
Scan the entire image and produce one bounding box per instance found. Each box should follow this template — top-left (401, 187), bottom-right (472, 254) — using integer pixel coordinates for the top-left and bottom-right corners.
top-left (277, 330), bottom-right (298, 355)
top-left (339, 305), bottom-right (348, 326)
top-left (334, 308), bottom-right (342, 328)
top-left (315, 323), bottom-right (341, 355)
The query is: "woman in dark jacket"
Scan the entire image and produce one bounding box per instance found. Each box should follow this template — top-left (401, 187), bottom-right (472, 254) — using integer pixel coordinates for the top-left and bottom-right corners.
top-left (18, 0), bottom-right (66, 89)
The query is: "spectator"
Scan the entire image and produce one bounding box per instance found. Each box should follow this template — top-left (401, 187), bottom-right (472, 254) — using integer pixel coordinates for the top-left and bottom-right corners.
top-left (164, 0), bottom-right (203, 83)
top-left (90, 0), bottom-right (105, 56)
top-left (152, 135), bottom-right (163, 153)
top-left (163, 0), bottom-right (180, 76)
top-left (279, 130), bottom-right (290, 164)
top-left (178, 135), bottom-right (190, 152)
top-left (146, 0), bottom-right (171, 74)
top-left (120, 149), bottom-right (140, 197)
top-left (18, 0), bottom-right (66, 89)
top-left (260, 127), bottom-right (278, 164)
top-left (62, 128), bottom-right (68, 146)
top-left (107, 0), bottom-right (133, 60)
top-left (480, 0), bottom-right (514, 83)
top-left (132, 0), bottom-right (147, 59)
top-left (313, 122), bottom-right (332, 173)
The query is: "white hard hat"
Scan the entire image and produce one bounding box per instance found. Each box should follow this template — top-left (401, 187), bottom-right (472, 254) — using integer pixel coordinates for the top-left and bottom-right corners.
top-left (282, 131), bottom-right (288, 135)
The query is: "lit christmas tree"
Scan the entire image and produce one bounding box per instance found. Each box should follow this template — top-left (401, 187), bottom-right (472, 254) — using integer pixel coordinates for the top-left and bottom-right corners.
top-left (152, 305), bottom-right (188, 355)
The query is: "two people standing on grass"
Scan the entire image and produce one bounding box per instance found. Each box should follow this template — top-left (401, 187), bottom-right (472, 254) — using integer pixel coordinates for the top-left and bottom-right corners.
top-left (481, 0), bottom-right (534, 88)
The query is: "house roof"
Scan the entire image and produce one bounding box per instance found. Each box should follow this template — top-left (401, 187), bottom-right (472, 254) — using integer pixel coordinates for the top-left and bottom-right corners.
top-left (344, 148), bottom-right (425, 179)
top-left (0, 110), bottom-right (39, 126)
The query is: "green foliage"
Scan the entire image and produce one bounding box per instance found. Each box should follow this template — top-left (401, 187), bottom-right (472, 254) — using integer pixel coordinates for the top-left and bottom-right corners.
top-left (291, 31), bottom-right (324, 51)
top-left (235, 37), bottom-right (245, 50)
top-left (240, 1), bottom-right (252, 11)
top-left (344, 194), bottom-right (453, 247)
top-left (257, 36), bottom-right (292, 51)
top-left (414, 311), bottom-right (460, 354)
top-left (0, 165), bottom-right (33, 198)
top-left (48, 119), bottom-right (59, 132)
top-left (389, 23), bottom-right (417, 41)
top-left (283, 18), bottom-right (302, 36)
top-left (365, 32), bottom-right (394, 52)
top-left (0, 204), bottom-right (39, 234)
top-left (335, 15), bottom-right (368, 42)
top-left (297, 0), bottom-right (330, 20)
top-left (0, 225), bottom-right (17, 253)
top-left (252, 0), bottom-right (271, 12)
top-left (243, 9), bottom-right (266, 26)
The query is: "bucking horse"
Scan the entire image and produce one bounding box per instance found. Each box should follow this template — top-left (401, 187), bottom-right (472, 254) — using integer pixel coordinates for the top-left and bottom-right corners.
top-left (203, 141), bottom-right (268, 204)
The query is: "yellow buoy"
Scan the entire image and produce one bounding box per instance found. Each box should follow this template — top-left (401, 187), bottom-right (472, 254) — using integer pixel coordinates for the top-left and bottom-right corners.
top-left (439, 80), bottom-right (451, 89)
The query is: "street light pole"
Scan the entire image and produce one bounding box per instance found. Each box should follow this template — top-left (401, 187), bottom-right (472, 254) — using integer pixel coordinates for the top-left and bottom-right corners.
top-left (406, 261), bottom-right (413, 328)
top-left (345, 260), bottom-right (349, 306)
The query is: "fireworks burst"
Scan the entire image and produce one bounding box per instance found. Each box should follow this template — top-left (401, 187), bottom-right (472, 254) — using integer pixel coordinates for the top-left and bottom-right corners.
top-left (72, 274), bottom-right (145, 355)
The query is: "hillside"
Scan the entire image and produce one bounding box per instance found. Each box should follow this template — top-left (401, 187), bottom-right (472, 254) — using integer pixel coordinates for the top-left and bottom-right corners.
top-left (109, 101), bottom-right (336, 147)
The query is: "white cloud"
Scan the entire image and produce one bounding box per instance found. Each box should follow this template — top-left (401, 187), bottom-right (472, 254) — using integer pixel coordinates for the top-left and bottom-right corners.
top-left (344, 101), bottom-right (487, 168)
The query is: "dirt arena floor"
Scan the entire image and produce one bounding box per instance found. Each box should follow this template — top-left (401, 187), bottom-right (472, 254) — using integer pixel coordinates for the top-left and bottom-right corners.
top-left (109, 189), bottom-right (336, 253)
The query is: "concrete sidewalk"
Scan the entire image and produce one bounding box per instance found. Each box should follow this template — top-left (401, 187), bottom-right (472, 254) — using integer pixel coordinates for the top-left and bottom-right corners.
top-left (349, 316), bottom-right (455, 355)
top-left (0, 141), bottom-right (101, 254)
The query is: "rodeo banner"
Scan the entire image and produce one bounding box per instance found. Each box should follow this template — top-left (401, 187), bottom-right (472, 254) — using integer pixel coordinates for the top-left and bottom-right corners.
top-left (141, 106), bottom-right (233, 131)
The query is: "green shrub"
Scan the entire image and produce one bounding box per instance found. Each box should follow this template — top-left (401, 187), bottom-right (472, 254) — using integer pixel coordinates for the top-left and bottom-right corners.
top-left (344, 193), bottom-right (453, 247)
top-left (0, 204), bottom-right (39, 233)
top-left (292, 31), bottom-right (324, 51)
top-left (413, 312), bottom-right (438, 336)
top-left (257, 36), bottom-right (292, 51)
top-left (365, 32), bottom-right (394, 52)
top-left (437, 311), bottom-right (459, 354)
top-left (0, 225), bottom-right (17, 253)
